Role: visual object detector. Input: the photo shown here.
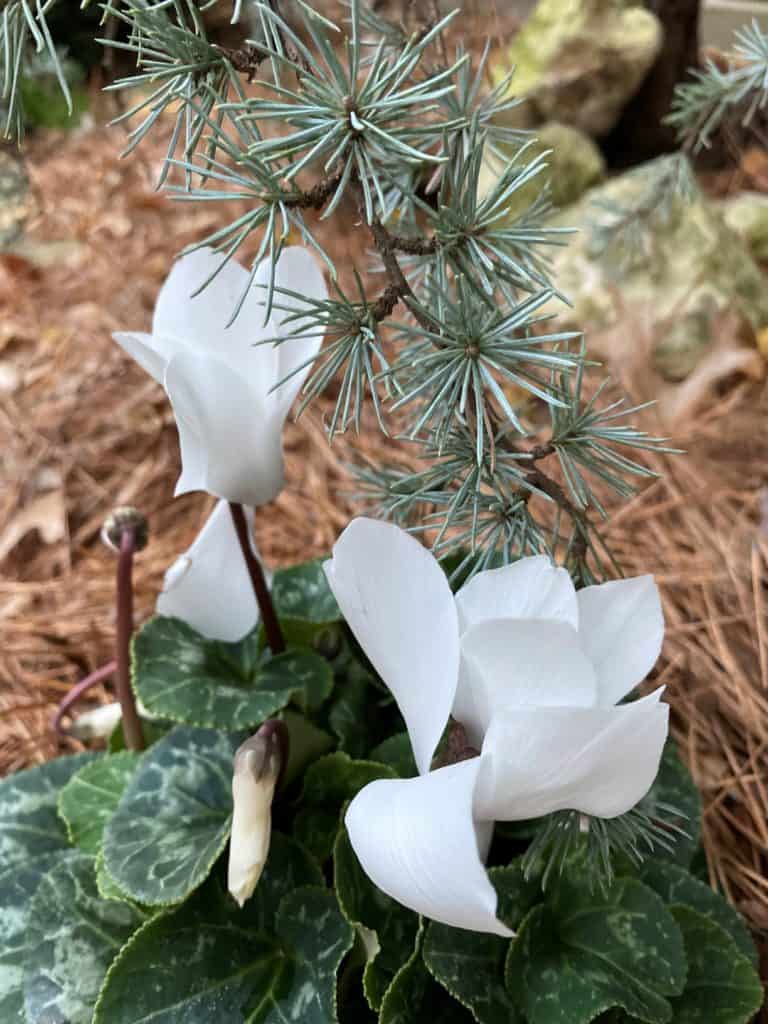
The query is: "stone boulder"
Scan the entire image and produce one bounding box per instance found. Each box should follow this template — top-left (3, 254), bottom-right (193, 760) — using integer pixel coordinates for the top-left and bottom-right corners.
top-left (717, 192), bottom-right (768, 264)
top-left (480, 121), bottom-right (606, 217)
top-left (492, 0), bottom-right (662, 138)
top-left (542, 157), bottom-right (768, 380)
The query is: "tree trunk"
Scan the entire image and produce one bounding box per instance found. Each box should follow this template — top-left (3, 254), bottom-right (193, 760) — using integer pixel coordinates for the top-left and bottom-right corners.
top-left (602, 0), bottom-right (701, 168)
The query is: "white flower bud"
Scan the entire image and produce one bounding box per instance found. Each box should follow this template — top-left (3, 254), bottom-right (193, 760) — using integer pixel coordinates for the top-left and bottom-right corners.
top-left (69, 702), bottom-right (123, 741)
top-left (227, 726), bottom-right (284, 908)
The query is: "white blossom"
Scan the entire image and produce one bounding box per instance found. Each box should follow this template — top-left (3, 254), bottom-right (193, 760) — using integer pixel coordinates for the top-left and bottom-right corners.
top-left (324, 518), bottom-right (668, 936)
top-left (113, 246), bottom-right (327, 507)
top-left (156, 499), bottom-right (267, 642)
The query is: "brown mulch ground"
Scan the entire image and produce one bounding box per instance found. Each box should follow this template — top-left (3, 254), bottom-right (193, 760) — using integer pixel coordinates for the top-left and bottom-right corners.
top-left (1, 92), bottom-right (767, 963)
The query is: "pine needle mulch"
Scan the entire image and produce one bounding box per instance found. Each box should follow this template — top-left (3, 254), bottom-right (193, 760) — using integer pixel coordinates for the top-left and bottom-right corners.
top-left (1, 117), bottom-right (767, 958)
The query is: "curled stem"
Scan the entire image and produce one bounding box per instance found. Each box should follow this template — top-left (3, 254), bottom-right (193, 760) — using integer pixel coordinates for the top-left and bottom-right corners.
top-left (229, 503), bottom-right (286, 654)
top-left (52, 659), bottom-right (117, 736)
top-left (116, 529), bottom-right (145, 751)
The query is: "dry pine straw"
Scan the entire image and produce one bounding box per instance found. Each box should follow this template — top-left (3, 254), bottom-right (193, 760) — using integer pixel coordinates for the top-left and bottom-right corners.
top-left (1, 107), bottom-right (767, 955)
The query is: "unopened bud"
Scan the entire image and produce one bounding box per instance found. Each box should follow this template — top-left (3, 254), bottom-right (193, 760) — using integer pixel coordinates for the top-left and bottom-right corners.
top-left (68, 698), bottom-right (158, 740)
top-left (227, 722), bottom-right (287, 908)
top-left (69, 702), bottom-right (123, 741)
top-left (101, 507), bottom-right (149, 553)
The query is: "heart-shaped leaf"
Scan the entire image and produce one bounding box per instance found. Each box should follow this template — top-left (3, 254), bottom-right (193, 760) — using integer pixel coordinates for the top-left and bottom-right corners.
top-left (23, 851), bottom-right (145, 1024)
top-left (335, 825), bottom-right (418, 1011)
top-left (58, 751), bottom-right (141, 855)
top-left (506, 878), bottom-right (687, 1024)
top-left (103, 726), bottom-right (237, 906)
top-left (669, 906), bottom-right (762, 1024)
top-left (424, 920), bottom-right (520, 1024)
top-left (0, 753), bottom-right (95, 1023)
top-left (272, 558), bottom-right (341, 624)
top-left (133, 616), bottom-right (333, 729)
top-left (640, 862), bottom-right (757, 966)
top-left (94, 883), bottom-right (353, 1024)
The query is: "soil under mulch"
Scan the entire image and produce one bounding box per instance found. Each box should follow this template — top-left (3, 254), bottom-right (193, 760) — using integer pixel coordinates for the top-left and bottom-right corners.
top-left (1, 105), bottom-right (767, 970)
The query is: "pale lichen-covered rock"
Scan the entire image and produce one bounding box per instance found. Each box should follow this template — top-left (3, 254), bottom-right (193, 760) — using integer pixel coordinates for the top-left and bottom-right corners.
top-left (492, 0), bottom-right (662, 137)
top-left (542, 157), bottom-right (768, 380)
top-left (718, 192), bottom-right (768, 264)
top-left (479, 121), bottom-right (605, 218)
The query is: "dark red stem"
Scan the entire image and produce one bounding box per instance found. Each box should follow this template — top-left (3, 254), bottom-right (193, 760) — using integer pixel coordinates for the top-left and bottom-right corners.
top-left (52, 660), bottom-right (118, 736)
top-left (228, 503), bottom-right (285, 654)
top-left (116, 529), bottom-right (145, 751)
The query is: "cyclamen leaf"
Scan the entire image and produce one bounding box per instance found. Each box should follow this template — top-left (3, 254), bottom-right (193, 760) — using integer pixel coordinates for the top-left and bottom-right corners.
top-left (58, 751), bottom-right (141, 855)
top-left (640, 862), bottom-right (757, 967)
top-left (644, 744), bottom-right (702, 867)
top-left (133, 616), bottom-right (333, 729)
top-left (424, 921), bottom-right (520, 1024)
top-left (301, 752), bottom-right (397, 807)
top-left (0, 753), bottom-right (96, 1023)
top-left (0, 753), bottom-right (96, 871)
top-left (94, 850), bottom-right (138, 906)
top-left (490, 861), bottom-right (542, 932)
top-left (506, 878), bottom-right (687, 1024)
top-left (669, 907), bottom-right (763, 1024)
top-left (94, 884), bottom-right (354, 1024)
top-left (272, 558), bottom-right (341, 623)
top-left (334, 826), bottom-right (418, 1011)
top-left (0, 855), bottom-right (60, 1024)
top-left (242, 831), bottom-right (323, 932)
top-left (380, 926), bottom-right (477, 1024)
top-left (293, 807), bottom-right (342, 864)
top-left (103, 726), bottom-right (238, 906)
top-left (370, 733), bottom-right (418, 778)
top-left (23, 851), bottom-right (145, 1024)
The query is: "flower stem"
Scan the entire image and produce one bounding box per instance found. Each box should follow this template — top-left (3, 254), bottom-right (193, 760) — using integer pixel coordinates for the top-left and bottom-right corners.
top-left (228, 503), bottom-right (285, 654)
top-left (52, 660), bottom-right (117, 736)
top-left (116, 528), bottom-right (145, 751)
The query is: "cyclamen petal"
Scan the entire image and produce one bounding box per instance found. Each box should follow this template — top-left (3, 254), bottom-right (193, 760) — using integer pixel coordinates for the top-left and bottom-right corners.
top-left (345, 759), bottom-right (512, 936)
top-left (113, 246), bottom-right (327, 506)
top-left (455, 556), bottom-right (578, 634)
top-left (577, 575), bottom-right (664, 707)
top-left (324, 518), bottom-right (459, 775)
top-left (474, 691), bottom-right (669, 821)
top-left (156, 500), bottom-right (262, 642)
top-left (165, 352), bottom-right (284, 507)
top-left (457, 618), bottom-right (598, 744)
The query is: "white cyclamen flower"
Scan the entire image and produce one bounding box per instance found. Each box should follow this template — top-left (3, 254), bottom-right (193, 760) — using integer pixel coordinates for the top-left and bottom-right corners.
top-left (324, 518), bottom-right (668, 936)
top-left (113, 246), bottom-right (327, 507)
top-left (156, 499), bottom-right (266, 642)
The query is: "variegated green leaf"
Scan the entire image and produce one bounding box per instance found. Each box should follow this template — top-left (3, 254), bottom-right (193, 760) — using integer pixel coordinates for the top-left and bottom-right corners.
top-left (0, 753), bottom-right (95, 1023)
top-left (0, 753), bottom-right (95, 871)
top-left (133, 616), bottom-right (333, 729)
top-left (103, 726), bottom-right (237, 906)
top-left (58, 751), bottom-right (141, 855)
top-left (301, 752), bottom-right (397, 807)
top-left (640, 862), bottom-right (757, 966)
top-left (424, 920), bottom-right (520, 1024)
top-left (646, 745), bottom-right (702, 867)
top-left (668, 907), bottom-right (762, 1024)
top-left (506, 878), bottom-right (687, 1024)
top-left (380, 924), bottom-right (477, 1024)
top-left (244, 831), bottom-right (323, 932)
top-left (23, 851), bottom-right (145, 1024)
top-left (370, 733), bottom-right (417, 779)
top-left (334, 826), bottom-right (418, 1011)
top-left (93, 884), bottom-right (353, 1024)
top-left (272, 558), bottom-right (340, 623)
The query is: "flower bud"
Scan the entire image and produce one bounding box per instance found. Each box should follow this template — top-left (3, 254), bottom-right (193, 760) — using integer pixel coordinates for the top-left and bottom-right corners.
top-left (227, 723), bottom-right (286, 908)
top-left (101, 507), bottom-right (149, 553)
top-left (69, 702), bottom-right (123, 741)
